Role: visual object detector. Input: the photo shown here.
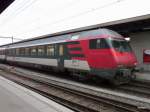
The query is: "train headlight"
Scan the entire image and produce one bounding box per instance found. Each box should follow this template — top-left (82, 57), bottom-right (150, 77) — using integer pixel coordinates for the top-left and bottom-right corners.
top-left (134, 62), bottom-right (137, 66)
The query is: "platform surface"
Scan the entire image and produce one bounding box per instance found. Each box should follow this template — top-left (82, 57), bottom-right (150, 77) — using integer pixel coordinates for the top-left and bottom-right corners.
top-left (0, 75), bottom-right (73, 112)
top-left (135, 72), bottom-right (150, 82)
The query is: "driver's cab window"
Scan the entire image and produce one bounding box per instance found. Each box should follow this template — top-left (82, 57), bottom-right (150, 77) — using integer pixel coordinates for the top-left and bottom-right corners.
top-left (89, 38), bottom-right (109, 49)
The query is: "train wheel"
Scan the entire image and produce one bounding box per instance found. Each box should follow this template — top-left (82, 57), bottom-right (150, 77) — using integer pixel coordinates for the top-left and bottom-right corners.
top-left (130, 71), bottom-right (136, 80)
top-left (72, 71), bottom-right (89, 81)
top-left (112, 73), bottom-right (131, 86)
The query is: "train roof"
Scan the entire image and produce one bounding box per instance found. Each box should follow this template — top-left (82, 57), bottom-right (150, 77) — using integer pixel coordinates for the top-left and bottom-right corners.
top-left (0, 29), bottom-right (123, 49)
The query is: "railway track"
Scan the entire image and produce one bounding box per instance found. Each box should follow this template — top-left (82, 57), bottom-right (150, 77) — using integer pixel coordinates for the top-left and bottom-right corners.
top-left (0, 67), bottom-right (150, 112)
top-left (114, 81), bottom-right (150, 98)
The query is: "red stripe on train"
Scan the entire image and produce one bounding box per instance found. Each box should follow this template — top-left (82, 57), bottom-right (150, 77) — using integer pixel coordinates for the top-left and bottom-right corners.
top-left (69, 51), bottom-right (83, 54)
top-left (71, 57), bottom-right (86, 60)
top-left (67, 44), bottom-right (81, 48)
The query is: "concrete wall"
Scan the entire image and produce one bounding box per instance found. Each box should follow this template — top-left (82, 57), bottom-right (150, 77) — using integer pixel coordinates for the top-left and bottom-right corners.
top-left (130, 31), bottom-right (150, 72)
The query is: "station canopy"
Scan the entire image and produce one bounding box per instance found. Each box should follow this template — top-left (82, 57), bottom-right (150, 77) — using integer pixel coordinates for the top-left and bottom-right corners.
top-left (0, 0), bottom-right (14, 14)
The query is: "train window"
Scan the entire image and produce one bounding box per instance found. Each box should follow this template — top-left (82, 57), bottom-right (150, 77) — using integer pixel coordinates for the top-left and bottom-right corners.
top-left (8, 49), bottom-right (13, 56)
top-left (1, 50), bottom-right (3, 55)
top-left (47, 45), bottom-right (54, 56)
top-left (3, 50), bottom-right (6, 55)
top-left (111, 39), bottom-right (132, 52)
top-left (20, 48), bottom-right (25, 56)
top-left (0, 50), bottom-right (2, 55)
top-left (89, 39), bottom-right (97, 49)
top-left (38, 46), bottom-right (45, 56)
top-left (59, 45), bottom-right (64, 56)
top-left (100, 39), bottom-right (110, 48)
top-left (25, 48), bottom-right (30, 56)
top-left (31, 47), bottom-right (37, 56)
top-left (8, 49), bottom-right (10, 55)
top-left (89, 38), bottom-right (109, 49)
top-left (16, 49), bottom-right (20, 56)
top-left (12, 49), bottom-right (15, 56)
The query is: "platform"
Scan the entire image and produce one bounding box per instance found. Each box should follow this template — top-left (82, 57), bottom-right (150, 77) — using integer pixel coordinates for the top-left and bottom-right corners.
top-left (135, 71), bottom-right (150, 82)
top-left (0, 75), bottom-right (73, 112)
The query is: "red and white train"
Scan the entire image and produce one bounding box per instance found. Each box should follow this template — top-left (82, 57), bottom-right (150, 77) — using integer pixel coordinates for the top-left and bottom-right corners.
top-left (0, 28), bottom-right (137, 85)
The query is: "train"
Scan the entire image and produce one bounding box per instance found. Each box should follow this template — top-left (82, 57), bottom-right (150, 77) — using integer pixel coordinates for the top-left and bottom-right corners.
top-left (0, 28), bottom-right (137, 85)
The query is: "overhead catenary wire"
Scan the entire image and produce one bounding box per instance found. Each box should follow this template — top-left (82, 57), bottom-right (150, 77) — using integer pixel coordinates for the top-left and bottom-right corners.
top-left (0, 0), bottom-right (38, 26)
top-left (0, 36), bottom-right (23, 43)
top-left (10, 0), bottom-right (82, 30)
top-left (15, 0), bottom-right (126, 36)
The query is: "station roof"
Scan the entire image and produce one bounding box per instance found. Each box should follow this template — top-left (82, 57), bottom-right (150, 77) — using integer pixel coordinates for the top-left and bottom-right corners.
top-left (106, 14), bottom-right (150, 36)
top-left (0, 0), bottom-right (14, 14)
top-left (0, 14), bottom-right (150, 47)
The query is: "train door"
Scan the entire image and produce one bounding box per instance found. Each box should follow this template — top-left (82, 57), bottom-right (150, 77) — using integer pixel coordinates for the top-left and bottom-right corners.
top-left (58, 44), bottom-right (64, 70)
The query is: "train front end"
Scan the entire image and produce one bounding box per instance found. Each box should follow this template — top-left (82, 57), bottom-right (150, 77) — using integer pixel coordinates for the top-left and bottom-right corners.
top-left (88, 29), bottom-right (137, 85)
top-left (108, 37), bottom-right (137, 85)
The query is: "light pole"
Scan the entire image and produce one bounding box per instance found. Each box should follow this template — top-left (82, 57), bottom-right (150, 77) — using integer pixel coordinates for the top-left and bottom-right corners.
top-left (0, 36), bottom-right (22, 43)
top-left (11, 36), bottom-right (13, 43)
top-left (0, 36), bottom-right (23, 69)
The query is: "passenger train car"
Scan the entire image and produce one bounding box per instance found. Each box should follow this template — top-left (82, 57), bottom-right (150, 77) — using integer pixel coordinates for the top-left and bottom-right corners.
top-left (0, 29), bottom-right (137, 85)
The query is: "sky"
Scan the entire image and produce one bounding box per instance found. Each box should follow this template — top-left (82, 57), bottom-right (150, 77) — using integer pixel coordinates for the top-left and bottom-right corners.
top-left (0, 0), bottom-right (150, 45)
